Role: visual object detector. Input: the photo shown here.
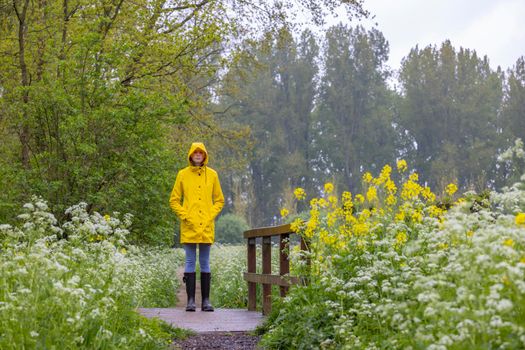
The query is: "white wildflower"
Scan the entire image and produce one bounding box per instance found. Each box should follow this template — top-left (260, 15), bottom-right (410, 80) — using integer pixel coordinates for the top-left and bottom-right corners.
top-left (139, 328), bottom-right (147, 337)
top-left (496, 299), bottom-right (513, 313)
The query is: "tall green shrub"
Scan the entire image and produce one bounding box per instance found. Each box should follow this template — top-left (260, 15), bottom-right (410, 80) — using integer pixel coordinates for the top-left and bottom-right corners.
top-left (215, 213), bottom-right (249, 244)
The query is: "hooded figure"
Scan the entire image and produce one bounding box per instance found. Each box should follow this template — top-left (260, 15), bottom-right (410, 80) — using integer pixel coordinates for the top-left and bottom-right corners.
top-left (169, 142), bottom-right (224, 312)
top-left (170, 142), bottom-right (224, 244)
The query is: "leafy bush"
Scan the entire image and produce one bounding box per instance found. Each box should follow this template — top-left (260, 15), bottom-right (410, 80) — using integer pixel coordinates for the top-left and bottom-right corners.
top-left (215, 213), bottom-right (249, 244)
top-left (261, 163), bottom-right (525, 349)
top-left (0, 198), bottom-right (184, 349)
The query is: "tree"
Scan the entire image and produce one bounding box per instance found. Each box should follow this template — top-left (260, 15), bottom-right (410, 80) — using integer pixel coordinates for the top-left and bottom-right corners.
top-left (497, 57), bottom-right (525, 186)
top-left (398, 41), bottom-right (503, 191)
top-left (218, 28), bottom-right (319, 226)
top-left (501, 57), bottom-right (525, 143)
top-left (313, 24), bottom-right (396, 192)
top-left (0, 0), bottom-right (234, 244)
top-left (0, 0), bottom-right (368, 242)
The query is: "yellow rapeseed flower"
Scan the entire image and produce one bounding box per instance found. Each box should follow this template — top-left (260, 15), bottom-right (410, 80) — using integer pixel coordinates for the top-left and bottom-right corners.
top-left (320, 230), bottom-right (336, 246)
top-left (290, 218), bottom-right (303, 232)
top-left (280, 208), bottom-right (289, 217)
top-left (386, 194), bottom-right (397, 206)
top-left (516, 213), bottom-right (525, 226)
top-left (466, 230), bottom-right (474, 237)
top-left (409, 172), bottom-right (419, 182)
top-left (294, 187), bottom-right (306, 200)
top-left (355, 194), bottom-right (365, 203)
top-left (503, 238), bottom-right (515, 248)
top-left (395, 211), bottom-right (405, 222)
top-left (427, 205), bottom-right (442, 218)
top-left (324, 182), bottom-right (334, 194)
top-left (354, 222), bottom-right (369, 236)
top-left (395, 231), bottom-right (408, 247)
top-left (401, 180), bottom-right (422, 200)
top-left (454, 198), bottom-right (466, 205)
top-left (362, 172), bottom-right (373, 183)
top-left (328, 195), bottom-right (338, 208)
top-left (385, 180), bottom-right (397, 194)
top-left (366, 186), bottom-right (378, 202)
top-left (359, 209), bottom-right (371, 221)
top-left (327, 212), bottom-right (337, 227)
top-left (397, 159), bottom-right (408, 172)
top-left (379, 164), bottom-right (392, 181)
top-left (421, 186), bottom-right (436, 202)
top-left (104, 214), bottom-right (111, 221)
top-left (412, 210), bottom-right (423, 223)
top-left (446, 183), bottom-right (458, 196)
top-left (345, 213), bottom-right (357, 224)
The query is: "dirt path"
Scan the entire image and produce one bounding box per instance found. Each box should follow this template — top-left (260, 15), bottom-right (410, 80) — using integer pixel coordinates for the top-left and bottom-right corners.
top-left (171, 332), bottom-right (262, 350)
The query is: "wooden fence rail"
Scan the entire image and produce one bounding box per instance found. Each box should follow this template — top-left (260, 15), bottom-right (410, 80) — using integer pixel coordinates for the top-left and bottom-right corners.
top-left (243, 223), bottom-right (308, 315)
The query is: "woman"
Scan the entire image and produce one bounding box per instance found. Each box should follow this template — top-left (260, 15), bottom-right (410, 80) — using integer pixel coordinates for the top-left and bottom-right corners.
top-left (169, 142), bottom-right (224, 312)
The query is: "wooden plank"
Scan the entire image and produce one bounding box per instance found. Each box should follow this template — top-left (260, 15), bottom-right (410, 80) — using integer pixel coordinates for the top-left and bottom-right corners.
top-left (137, 308), bottom-right (265, 333)
top-left (262, 236), bottom-right (272, 315)
top-left (244, 223), bottom-right (292, 239)
top-left (243, 272), bottom-right (300, 287)
top-left (247, 238), bottom-right (256, 311)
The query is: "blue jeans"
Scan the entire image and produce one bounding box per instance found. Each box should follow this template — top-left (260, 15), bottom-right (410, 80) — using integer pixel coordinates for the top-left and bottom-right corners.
top-left (183, 243), bottom-right (211, 273)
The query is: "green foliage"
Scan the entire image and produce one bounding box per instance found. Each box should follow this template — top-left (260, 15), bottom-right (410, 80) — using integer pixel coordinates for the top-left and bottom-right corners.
top-left (0, 0), bottom-right (232, 245)
top-left (398, 40), bottom-right (504, 192)
top-left (215, 213), bottom-right (249, 244)
top-left (502, 57), bottom-right (525, 144)
top-left (259, 172), bottom-right (525, 349)
top-left (219, 27), bottom-right (320, 226)
top-left (0, 198), bottom-right (184, 348)
top-left (314, 24), bottom-right (396, 192)
top-left (139, 316), bottom-right (194, 344)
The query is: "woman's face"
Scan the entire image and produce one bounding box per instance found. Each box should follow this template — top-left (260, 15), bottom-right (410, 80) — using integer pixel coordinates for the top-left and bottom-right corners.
top-left (191, 150), bottom-right (205, 165)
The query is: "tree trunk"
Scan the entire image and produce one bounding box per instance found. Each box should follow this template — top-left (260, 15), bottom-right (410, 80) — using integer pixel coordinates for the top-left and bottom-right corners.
top-left (15, 0), bottom-right (32, 168)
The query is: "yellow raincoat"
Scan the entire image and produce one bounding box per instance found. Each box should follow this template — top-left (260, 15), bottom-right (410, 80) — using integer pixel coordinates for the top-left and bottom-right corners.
top-left (169, 143), bottom-right (224, 243)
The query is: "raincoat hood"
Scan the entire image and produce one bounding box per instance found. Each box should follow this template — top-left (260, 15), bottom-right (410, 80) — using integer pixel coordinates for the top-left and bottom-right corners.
top-left (187, 142), bottom-right (209, 166)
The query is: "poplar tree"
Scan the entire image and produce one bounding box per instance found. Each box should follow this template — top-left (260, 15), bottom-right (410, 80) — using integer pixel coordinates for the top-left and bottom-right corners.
top-left (398, 41), bottom-right (503, 191)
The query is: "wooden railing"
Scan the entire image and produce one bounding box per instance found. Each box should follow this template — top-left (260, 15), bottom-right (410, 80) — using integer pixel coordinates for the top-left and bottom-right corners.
top-left (243, 223), bottom-right (308, 315)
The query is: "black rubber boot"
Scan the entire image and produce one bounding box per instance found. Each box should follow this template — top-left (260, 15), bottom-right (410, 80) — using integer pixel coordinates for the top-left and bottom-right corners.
top-left (183, 272), bottom-right (196, 312)
top-left (201, 272), bottom-right (214, 312)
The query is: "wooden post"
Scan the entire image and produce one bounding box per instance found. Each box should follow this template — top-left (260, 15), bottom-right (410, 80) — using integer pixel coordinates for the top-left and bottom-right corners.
top-left (247, 237), bottom-right (256, 311)
top-left (279, 233), bottom-right (290, 297)
top-left (262, 236), bottom-right (272, 315)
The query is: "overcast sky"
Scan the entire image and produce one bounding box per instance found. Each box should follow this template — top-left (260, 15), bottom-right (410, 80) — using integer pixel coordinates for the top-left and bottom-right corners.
top-left (340, 0), bottom-right (525, 71)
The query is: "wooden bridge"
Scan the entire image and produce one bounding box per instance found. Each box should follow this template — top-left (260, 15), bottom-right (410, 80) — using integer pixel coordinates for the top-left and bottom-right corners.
top-left (138, 224), bottom-right (307, 333)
